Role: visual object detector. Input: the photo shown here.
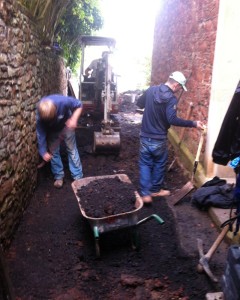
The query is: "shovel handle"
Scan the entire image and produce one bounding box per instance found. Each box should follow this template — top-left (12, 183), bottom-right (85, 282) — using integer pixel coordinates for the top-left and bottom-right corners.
top-left (192, 128), bottom-right (206, 178)
top-left (37, 160), bottom-right (47, 169)
top-left (205, 225), bottom-right (229, 260)
top-left (36, 127), bottom-right (67, 170)
top-left (192, 161), bottom-right (199, 177)
top-left (195, 131), bottom-right (205, 162)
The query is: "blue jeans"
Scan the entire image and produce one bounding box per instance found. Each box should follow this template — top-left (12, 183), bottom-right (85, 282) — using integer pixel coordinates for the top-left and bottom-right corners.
top-left (48, 127), bottom-right (83, 180)
top-left (139, 137), bottom-right (168, 197)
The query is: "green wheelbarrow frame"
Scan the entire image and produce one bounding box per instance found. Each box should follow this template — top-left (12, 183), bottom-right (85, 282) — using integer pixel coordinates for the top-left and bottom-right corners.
top-left (72, 174), bottom-right (164, 257)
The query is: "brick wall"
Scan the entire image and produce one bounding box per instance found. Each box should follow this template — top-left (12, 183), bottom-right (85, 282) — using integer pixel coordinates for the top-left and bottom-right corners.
top-left (152, 0), bottom-right (219, 153)
top-left (0, 0), bottom-right (67, 248)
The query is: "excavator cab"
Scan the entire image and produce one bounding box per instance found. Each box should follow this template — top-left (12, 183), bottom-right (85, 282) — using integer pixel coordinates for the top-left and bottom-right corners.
top-left (78, 35), bottom-right (120, 153)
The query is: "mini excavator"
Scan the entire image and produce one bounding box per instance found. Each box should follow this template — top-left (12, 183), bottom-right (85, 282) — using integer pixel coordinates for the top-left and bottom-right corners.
top-left (78, 35), bottom-right (120, 153)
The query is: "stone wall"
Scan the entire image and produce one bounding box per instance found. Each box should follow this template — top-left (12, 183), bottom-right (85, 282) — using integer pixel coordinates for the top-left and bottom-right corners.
top-left (152, 0), bottom-right (219, 155)
top-left (0, 0), bottom-right (67, 248)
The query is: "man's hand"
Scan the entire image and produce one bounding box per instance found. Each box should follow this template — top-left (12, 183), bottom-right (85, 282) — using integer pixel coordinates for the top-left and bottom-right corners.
top-left (195, 121), bottom-right (206, 130)
top-left (65, 107), bottom-right (82, 129)
top-left (65, 118), bottom-right (78, 129)
top-left (43, 152), bottom-right (52, 162)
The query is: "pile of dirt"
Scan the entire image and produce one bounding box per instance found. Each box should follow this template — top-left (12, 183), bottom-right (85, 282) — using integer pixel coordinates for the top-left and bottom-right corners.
top-left (76, 177), bottom-right (137, 217)
top-left (2, 105), bottom-right (229, 300)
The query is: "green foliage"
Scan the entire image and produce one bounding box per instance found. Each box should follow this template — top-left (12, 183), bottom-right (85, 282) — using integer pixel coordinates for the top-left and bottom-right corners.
top-left (18, 0), bottom-right (71, 44)
top-left (55, 0), bottom-right (103, 71)
top-left (18, 0), bottom-right (103, 71)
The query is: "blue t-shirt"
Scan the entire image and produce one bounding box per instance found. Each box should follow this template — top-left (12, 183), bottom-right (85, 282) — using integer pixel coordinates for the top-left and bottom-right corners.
top-left (36, 94), bottom-right (82, 156)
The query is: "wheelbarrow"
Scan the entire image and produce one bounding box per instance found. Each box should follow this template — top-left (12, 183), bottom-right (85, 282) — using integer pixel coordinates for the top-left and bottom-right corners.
top-left (71, 174), bottom-right (164, 257)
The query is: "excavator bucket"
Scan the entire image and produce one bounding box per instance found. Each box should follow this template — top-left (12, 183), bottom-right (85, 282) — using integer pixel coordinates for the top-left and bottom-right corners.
top-left (93, 131), bottom-right (120, 153)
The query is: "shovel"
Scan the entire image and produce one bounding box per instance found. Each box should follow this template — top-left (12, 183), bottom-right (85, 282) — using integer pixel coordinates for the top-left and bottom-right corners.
top-left (37, 127), bottom-right (67, 169)
top-left (168, 127), bottom-right (206, 205)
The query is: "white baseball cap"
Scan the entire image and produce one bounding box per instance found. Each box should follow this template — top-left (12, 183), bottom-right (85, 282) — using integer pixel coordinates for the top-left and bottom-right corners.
top-left (169, 71), bottom-right (187, 91)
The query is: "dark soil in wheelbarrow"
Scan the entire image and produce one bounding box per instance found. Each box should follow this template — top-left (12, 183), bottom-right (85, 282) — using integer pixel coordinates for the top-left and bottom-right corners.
top-left (4, 103), bottom-right (229, 300)
top-left (76, 177), bottom-right (137, 218)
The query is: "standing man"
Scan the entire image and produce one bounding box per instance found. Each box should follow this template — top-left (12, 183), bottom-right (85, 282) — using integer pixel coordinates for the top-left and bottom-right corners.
top-left (137, 71), bottom-right (205, 204)
top-left (84, 57), bottom-right (101, 81)
top-left (36, 94), bottom-right (83, 188)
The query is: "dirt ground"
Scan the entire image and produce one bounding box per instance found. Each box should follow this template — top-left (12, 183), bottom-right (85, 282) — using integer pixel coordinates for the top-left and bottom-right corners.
top-left (3, 102), bottom-right (230, 300)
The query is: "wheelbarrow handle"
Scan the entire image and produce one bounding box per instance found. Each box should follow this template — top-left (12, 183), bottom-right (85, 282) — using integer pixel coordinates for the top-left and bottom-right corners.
top-left (137, 214), bottom-right (164, 226)
top-left (93, 226), bottom-right (99, 238)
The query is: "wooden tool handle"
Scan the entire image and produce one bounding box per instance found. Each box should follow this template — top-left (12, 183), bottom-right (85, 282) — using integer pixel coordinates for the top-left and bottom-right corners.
top-left (195, 130), bottom-right (205, 162)
top-left (205, 225), bottom-right (229, 260)
top-left (192, 127), bottom-right (206, 177)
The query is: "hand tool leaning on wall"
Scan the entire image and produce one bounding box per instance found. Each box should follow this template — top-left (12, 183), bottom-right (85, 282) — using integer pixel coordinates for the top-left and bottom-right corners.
top-left (196, 211), bottom-right (240, 282)
top-left (167, 126), bottom-right (207, 205)
top-left (37, 126), bottom-right (67, 169)
top-left (168, 102), bottom-right (194, 171)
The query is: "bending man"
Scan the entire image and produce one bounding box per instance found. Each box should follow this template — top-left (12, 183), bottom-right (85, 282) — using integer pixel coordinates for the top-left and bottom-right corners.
top-left (36, 94), bottom-right (83, 188)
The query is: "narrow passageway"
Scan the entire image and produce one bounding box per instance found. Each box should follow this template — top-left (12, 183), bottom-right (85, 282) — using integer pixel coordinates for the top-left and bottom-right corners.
top-left (5, 104), bottom-right (228, 300)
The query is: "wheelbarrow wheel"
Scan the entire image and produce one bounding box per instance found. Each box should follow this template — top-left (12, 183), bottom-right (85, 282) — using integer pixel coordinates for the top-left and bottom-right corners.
top-left (95, 239), bottom-right (100, 258)
top-left (131, 228), bottom-right (140, 251)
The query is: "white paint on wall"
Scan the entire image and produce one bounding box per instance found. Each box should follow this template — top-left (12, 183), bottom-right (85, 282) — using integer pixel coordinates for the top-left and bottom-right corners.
top-left (205, 0), bottom-right (240, 180)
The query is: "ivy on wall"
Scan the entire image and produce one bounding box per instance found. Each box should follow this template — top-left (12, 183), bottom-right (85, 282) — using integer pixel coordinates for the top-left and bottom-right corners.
top-left (17, 0), bottom-right (103, 71)
top-left (18, 0), bottom-right (71, 44)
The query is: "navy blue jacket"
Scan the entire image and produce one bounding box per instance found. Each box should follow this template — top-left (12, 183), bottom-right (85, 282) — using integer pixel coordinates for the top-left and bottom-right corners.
top-left (137, 84), bottom-right (196, 140)
top-left (36, 94), bottom-right (82, 156)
